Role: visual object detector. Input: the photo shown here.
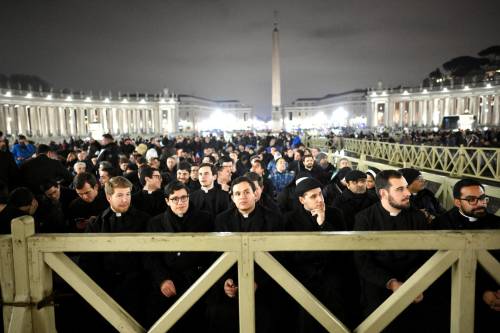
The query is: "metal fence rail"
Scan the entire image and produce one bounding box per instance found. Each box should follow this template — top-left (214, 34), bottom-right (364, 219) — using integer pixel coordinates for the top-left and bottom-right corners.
top-left (1, 216), bottom-right (500, 333)
top-left (307, 137), bottom-right (500, 183)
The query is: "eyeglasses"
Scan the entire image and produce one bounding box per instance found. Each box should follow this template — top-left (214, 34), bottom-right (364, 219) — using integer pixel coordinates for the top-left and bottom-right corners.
top-left (459, 195), bottom-right (489, 205)
top-left (169, 195), bottom-right (189, 204)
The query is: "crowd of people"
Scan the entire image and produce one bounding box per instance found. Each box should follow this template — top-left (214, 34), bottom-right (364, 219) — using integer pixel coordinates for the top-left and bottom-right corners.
top-left (335, 127), bottom-right (500, 148)
top-left (0, 130), bottom-right (499, 333)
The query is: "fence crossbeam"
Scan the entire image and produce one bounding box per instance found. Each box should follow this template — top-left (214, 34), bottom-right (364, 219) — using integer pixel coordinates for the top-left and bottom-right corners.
top-left (149, 252), bottom-right (237, 333)
top-left (254, 251), bottom-right (349, 333)
top-left (355, 250), bottom-right (458, 333)
top-left (477, 250), bottom-right (500, 284)
top-left (44, 252), bottom-right (144, 333)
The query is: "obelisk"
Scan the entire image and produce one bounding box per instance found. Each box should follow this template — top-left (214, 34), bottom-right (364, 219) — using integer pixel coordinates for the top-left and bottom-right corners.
top-left (272, 12), bottom-right (284, 130)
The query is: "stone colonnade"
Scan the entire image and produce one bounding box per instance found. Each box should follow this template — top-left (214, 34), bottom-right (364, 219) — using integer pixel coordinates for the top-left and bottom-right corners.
top-left (368, 88), bottom-right (500, 128)
top-left (0, 100), bottom-right (179, 138)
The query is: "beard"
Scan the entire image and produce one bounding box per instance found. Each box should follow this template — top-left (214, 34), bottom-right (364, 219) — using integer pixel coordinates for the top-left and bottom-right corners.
top-left (462, 205), bottom-right (487, 218)
top-left (388, 194), bottom-right (410, 210)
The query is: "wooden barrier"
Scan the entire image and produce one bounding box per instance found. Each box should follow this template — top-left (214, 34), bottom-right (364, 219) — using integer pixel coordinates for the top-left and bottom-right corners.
top-left (2, 217), bottom-right (500, 333)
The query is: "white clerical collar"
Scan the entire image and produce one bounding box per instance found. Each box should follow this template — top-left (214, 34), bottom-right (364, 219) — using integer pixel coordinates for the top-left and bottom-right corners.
top-left (201, 183), bottom-right (214, 193)
top-left (242, 213), bottom-right (249, 218)
top-left (458, 210), bottom-right (478, 222)
top-left (389, 211), bottom-right (400, 216)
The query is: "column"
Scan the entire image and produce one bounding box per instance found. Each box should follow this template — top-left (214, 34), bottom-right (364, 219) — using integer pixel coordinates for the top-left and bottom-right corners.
top-left (408, 101), bottom-right (415, 127)
top-left (57, 107), bottom-right (66, 136)
top-left (432, 99), bottom-right (439, 126)
top-left (0, 105), bottom-right (7, 134)
top-left (388, 100), bottom-right (395, 127)
top-left (483, 96), bottom-right (491, 125)
top-left (419, 100), bottom-right (425, 127)
top-left (29, 107), bottom-right (39, 136)
top-left (398, 101), bottom-right (404, 127)
top-left (47, 107), bottom-right (55, 136)
top-left (494, 95), bottom-right (500, 126)
top-left (443, 98), bottom-right (449, 116)
top-left (17, 105), bottom-right (28, 135)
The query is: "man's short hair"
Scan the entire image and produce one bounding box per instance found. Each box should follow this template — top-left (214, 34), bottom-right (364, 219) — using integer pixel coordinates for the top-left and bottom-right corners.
top-left (73, 172), bottom-right (98, 190)
top-left (164, 180), bottom-right (189, 198)
top-left (37, 144), bottom-right (52, 155)
top-left (251, 159), bottom-right (263, 169)
top-left (100, 167), bottom-right (118, 178)
top-left (453, 179), bottom-right (485, 199)
top-left (177, 161), bottom-right (191, 172)
top-left (203, 155), bottom-right (216, 164)
top-left (104, 176), bottom-right (133, 196)
top-left (102, 133), bottom-right (114, 141)
top-left (40, 179), bottom-right (59, 193)
top-left (375, 170), bottom-right (403, 196)
top-left (218, 155), bottom-right (233, 165)
top-left (139, 166), bottom-right (158, 186)
top-left (244, 171), bottom-right (263, 188)
top-left (230, 176), bottom-right (256, 194)
top-left (18, 134), bottom-right (27, 141)
top-left (8, 187), bottom-right (34, 208)
top-left (198, 163), bottom-right (216, 175)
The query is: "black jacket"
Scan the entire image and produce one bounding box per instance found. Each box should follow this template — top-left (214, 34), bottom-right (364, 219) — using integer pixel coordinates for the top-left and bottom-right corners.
top-left (410, 188), bottom-right (446, 217)
top-left (190, 184), bottom-right (231, 218)
top-left (96, 142), bottom-right (120, 170)
top-left (132, 189), bottom-right (167, 216)
top-left (19, 154), bottom-right (73, 193)
top-left (332, 189), bottom-right (379, 230)
top-left (80, 206), bottom-right (150, 323)
top-left (354, 202), bottom-right (430, 314)
top-left (144, 207), bottom-right (213, 291)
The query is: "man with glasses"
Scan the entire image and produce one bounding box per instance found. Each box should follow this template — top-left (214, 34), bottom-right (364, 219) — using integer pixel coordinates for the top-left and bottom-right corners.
top-left (144, 181), bottom-right (212, 331)
top-left (435, 178), bottom-right (499, 332)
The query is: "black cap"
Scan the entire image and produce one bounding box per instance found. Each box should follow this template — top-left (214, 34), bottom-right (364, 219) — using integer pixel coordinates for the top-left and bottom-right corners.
top-left (399, 168), bottom-right (421, 185)
top-left (345, 170), bottom-right (367, 182)
top-left (295, 177), bottom-right (322, 196)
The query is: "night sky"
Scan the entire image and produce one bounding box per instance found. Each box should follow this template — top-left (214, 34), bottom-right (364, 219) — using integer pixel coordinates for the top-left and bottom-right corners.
top-left (1, 0), bottom-right (499, 118)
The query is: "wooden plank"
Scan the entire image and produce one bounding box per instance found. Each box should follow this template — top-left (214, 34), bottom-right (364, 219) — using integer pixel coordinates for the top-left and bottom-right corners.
top-left (450, 250), bottom-right (477, 333)
top-left (10, 216), bottom-right (35, 332)
top-left (254, 251), bottom-right (349, 333)
top-left (238, 236), bottom-right (255, 333)
top-left (355, 250), bottom-right (458, 333)
top-left (149, 252), bottom-right (237, 333)
top-left (7, 305), bottom-right (28, 333)
top-left (44, 252), bottom-right (144, 333)
top-left (28, 231), bottom-right (500, 253)
top-left (29, 233), bottom-right (242, 252)
top-left (29, 249), bottom-right (56, 333)
top-left (0, 237), bottom-right (14, 333)
top-left (477, 250), bottom-right (500, 284)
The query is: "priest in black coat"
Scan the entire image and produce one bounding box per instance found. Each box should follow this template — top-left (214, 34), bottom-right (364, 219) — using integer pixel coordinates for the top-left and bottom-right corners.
top-left (79, 176), bottom-right (150, 328)
top-left (143, 181), bottom-right (213, 331)
top-left (434, 178), bottom-right (500, 332)
top-left (207, 176), bottom-right (281, 333)
top-left (190, 163), bottom-right (231, 218)
top-left (354, 170), bottom-right (445, 333)
top-left (285, 177), bottom-right (353, 331)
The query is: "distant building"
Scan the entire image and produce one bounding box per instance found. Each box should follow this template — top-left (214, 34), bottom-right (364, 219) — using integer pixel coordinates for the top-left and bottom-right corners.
top-left (0, 89), bottom-right (253, 139)
top-left (280, 90), bottom-right (368, 130)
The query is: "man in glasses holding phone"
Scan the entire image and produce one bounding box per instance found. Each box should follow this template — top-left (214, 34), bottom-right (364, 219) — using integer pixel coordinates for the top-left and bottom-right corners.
top-left (435, 178), bottom-right (500, 332)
